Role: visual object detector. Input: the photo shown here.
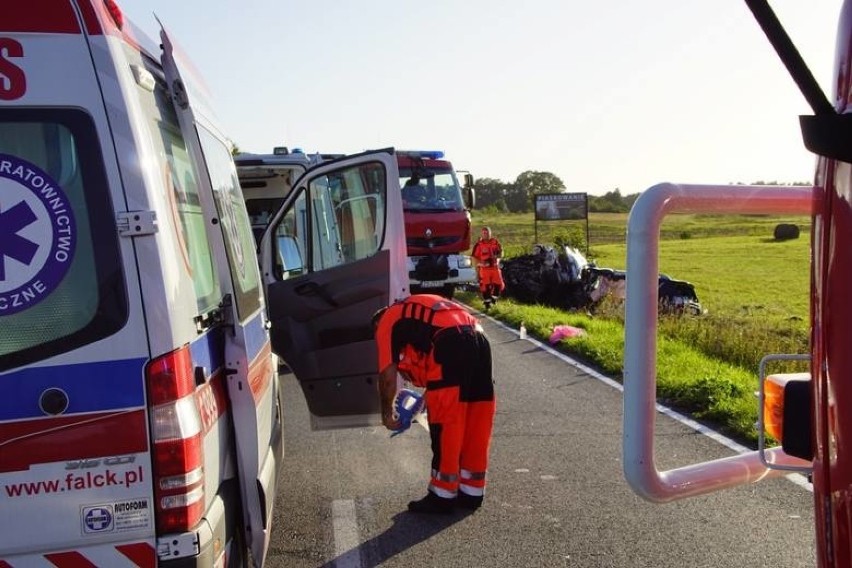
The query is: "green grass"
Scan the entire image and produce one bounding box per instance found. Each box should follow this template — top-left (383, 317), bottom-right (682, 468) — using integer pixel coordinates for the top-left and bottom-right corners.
top-left (463, 211), bottom-right (813, 445)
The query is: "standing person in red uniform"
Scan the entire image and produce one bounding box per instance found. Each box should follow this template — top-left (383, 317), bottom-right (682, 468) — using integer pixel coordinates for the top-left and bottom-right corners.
top-left (472, 226), bottom-right (505, 309)
top-left (373, 294), bottom-right (496, 514)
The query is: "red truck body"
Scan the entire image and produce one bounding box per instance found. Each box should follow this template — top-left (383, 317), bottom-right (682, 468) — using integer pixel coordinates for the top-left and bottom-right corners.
top-left (811, 3), bottom-right (852, 562)
top-left (623, 1), bottom-right (852, 565)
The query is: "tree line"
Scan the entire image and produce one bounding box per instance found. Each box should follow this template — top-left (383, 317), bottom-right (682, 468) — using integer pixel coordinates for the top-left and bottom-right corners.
top-left (474, 171), bottom-right (638, 214)
top-left (474, 171), bottom-right (812, 214)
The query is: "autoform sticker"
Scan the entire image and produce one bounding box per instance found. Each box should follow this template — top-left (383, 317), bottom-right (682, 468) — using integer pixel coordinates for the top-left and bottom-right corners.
top-left (0, 154), bottom-right (76, 316)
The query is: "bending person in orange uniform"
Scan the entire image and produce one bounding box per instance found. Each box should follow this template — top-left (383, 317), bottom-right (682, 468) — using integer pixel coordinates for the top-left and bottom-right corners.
top-left (373, 294), bottom-right (496, 514)
top-left (472, 226), bottom-right (505, 309)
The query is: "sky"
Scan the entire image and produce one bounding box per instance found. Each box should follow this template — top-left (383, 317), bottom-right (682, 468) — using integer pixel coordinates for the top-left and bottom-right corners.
top-left (121, 0), bottom-right (843, 196)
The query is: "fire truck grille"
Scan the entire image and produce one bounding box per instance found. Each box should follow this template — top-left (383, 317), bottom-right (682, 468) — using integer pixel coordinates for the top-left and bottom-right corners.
top-left (407, 236), bottom-right (460, 249)
top-left (410, 255), bottom-right (451, 281)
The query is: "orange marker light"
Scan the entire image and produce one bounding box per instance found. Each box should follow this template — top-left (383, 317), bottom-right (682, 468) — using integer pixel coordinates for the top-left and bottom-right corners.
top-left (763, 372), bottom-right (810, 443)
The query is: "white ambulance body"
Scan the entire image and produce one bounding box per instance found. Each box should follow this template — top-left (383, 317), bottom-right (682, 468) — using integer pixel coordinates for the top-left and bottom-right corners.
top-left (0, 1), bottom-right (407, 566)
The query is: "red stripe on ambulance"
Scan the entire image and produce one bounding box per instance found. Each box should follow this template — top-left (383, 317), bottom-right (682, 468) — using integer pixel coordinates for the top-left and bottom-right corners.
top-left (0, 410), bottom-right (148, 474)
top-left (44, 551), bottom-right (97, 567)
top-left (248, 342), bottom-right (273, 403)
top-left (1, 542), bottom-right (156, 567)
top-left (3, 1), bottom-right (82, 34)
top-left (115, 542), bottom-right (156, 567)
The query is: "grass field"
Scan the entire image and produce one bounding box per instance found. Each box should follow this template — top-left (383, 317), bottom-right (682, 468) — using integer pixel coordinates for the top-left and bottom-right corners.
top-left (465, 210), bottom-right (813, 444)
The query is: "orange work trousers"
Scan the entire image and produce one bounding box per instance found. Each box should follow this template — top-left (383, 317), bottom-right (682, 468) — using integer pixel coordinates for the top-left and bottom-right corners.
top-left (426, 327), bottom-right (496, 498)
top-left (478, 265), bottom-right (505, 297)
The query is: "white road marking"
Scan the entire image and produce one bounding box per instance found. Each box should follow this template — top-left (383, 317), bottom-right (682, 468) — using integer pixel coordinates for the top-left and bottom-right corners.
top-left (474, 308), bottom-right (813, 493)
top-left (332, 499), bottom-right (362, 568)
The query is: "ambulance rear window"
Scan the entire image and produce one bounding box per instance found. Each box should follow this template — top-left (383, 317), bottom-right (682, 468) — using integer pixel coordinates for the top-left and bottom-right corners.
top-left (0, 109), bottom-right (127, 372)
top-left (140, 71), bottom-right (221, 316)
top-left (198, 128), bottom-right (262, 322)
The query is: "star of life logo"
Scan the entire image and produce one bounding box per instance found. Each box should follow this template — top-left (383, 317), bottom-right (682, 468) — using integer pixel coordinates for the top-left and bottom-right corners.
top-left (0, 154), bottom-right (76, 316)
top-left (83, 505), bottom-right (114, 533)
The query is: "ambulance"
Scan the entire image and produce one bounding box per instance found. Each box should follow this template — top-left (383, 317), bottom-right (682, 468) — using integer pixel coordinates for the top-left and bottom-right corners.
top-left (0, 1), bottom-right (407, 566)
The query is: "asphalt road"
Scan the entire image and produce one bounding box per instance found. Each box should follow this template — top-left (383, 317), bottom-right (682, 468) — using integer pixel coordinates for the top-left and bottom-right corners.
top-left (264, 315), bottom-right (816, 568)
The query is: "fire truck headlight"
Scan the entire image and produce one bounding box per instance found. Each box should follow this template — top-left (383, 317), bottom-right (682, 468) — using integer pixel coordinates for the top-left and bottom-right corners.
top-left (457, 256), bottom-right (472, 269)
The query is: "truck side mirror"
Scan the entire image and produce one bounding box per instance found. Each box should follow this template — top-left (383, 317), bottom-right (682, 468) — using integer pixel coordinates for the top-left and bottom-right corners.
top-left (464, 173), bottom-right (474, 189)
top-left (800, 114), bottom-right (852, 164)
top-left (465, 185), bottom-right (476, 210)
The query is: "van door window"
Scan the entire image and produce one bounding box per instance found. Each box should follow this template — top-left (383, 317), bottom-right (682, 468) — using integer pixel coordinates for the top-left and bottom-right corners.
top-left (197, 128), bottom-right (262, 321)
top-left (302, 162), bottom-right (386, 272)
top-left (137, 71), bottom-right (221, 316)
top-left (0, 109), bottom-right (126, 371)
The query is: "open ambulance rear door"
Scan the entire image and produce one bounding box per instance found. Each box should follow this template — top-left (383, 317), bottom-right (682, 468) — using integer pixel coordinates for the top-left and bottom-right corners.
top-left (260, 150), bottom-right (409, 429)
top-left (159, 27), bottom-right (278, 567)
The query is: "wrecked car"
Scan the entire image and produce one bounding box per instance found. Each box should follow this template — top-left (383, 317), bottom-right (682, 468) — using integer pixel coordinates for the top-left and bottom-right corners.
top-left (501, 245), bottom-right (702, 315)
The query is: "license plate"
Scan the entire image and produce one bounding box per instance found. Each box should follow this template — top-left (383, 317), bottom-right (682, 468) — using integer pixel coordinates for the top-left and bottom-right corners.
top-left (418, 281), bottom-right (444, 288)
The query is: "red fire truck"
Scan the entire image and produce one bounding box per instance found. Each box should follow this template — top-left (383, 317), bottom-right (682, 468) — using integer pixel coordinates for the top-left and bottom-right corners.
top-left (397, 151), bottom-right (476, 298)
top-left (623, 1), bottom-right (852, 565)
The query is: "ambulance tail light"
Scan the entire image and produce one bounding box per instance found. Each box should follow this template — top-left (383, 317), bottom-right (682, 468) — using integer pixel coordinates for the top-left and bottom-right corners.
top-left (146, 346), bottom-right (206, 534)
top-left (104, 0), bottom-right (125, 29)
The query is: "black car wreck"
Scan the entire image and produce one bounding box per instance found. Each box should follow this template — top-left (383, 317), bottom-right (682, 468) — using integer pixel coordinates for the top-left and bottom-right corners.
top-left (500, 245), bottom-right (703, 316)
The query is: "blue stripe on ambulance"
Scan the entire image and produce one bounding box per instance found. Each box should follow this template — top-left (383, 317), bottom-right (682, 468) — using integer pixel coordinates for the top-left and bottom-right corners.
top-left (243, 311), bottom-right (268, 362)
top-left (189, 326), bottom-right (225, 378)
top-left (0, 358), bottom-right (147, 420)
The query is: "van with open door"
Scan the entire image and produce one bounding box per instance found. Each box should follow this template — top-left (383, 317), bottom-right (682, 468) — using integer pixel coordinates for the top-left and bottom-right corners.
top-left (0, 1), bottom-right (406, 566)
top-left (255, 150), bottom-right (409, 429)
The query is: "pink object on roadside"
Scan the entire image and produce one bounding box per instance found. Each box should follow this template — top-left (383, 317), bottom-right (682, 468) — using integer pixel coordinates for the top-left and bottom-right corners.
top-left (549, 325), bottom-right (587, 345)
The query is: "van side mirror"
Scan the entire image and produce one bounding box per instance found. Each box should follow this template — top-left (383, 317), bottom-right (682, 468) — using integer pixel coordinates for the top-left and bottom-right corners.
top-left (277, 235), bottom-right (304, 278)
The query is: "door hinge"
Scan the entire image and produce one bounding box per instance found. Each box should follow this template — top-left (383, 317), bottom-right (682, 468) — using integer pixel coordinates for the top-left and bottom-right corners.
top-left (172, 78), bottom-right (189, 109)
top-left (117, 211), bottom-right (158, 237)
top-left (193, 295), bottom-right (233, 334)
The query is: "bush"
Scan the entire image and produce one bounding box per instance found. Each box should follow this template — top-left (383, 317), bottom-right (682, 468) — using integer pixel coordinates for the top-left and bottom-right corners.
top-left (774, 223), bottom-right (800, 241)
top-left (552, 226), bottom-right (586, 250)
top-left (480, 202), bottom-right (508, 214)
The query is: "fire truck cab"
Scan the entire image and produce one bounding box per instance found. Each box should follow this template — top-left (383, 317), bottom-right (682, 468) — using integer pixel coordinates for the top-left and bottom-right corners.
top-left (398, 150), bottom-right (477, 299)
top-left (0, 1), bottom-right (406, 566)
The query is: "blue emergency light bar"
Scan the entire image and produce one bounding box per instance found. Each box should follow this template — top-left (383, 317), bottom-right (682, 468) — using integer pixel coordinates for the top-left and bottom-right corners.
top-left (400, 150), bottom-right (445, 160)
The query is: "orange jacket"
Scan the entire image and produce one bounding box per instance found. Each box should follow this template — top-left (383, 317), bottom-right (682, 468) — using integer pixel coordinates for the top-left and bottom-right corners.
top-left (472, 238), bottom-right (502, 267)
top-left (375, 294), bottom-right (478, 386)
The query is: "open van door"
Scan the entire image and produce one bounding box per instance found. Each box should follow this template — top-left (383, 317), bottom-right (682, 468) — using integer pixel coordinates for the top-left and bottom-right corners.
top-left (160, 27), bottom-right (278, 567)
top-left (260, 149), bottom-right (408, 429)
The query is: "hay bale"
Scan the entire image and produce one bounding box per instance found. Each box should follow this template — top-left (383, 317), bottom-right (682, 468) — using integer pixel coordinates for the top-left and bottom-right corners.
top-left (774, 223), bottom-right (800, 241)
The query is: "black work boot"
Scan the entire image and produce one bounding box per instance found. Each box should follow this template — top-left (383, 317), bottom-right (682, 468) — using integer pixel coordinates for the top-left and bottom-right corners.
top-left (407, 492), bottom-right (455, 515)
top-left (455, 492), bottom-right (484, 511)
top-left (483, 294), bottom-right (493, 310)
